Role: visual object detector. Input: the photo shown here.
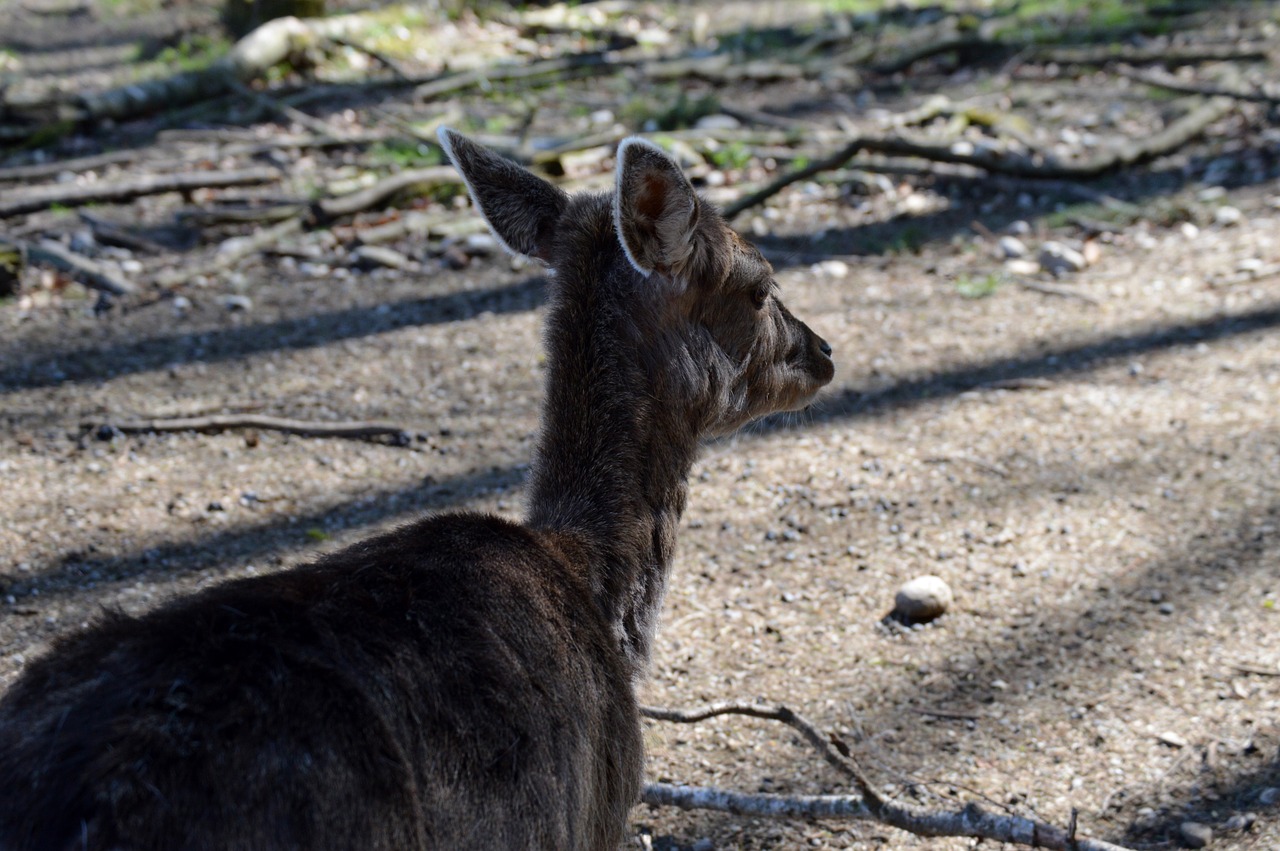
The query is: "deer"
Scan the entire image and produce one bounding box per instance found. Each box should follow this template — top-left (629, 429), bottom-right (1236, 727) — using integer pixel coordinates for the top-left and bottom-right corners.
top-left (0, 130), bottom-right (834, 850)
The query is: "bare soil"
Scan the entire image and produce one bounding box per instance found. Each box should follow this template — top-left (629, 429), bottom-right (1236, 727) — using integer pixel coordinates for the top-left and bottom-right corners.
top-left (2, 2), bottom-right (1278, 848)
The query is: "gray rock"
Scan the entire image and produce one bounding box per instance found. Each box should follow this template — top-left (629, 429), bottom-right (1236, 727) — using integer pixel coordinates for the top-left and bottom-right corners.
top-left (1038, 241), bottom-right (1087, 274)
top-left (996, 235), bottom-right (1028, 259)
top-left (222, 294), bottom-right (252, 312)
top-left (1178, 821), bottom-right (1212, 848)
top-left (893, 575), bottom-right (953, 622)
top-left (1259, 787), bottom-right (1280, 805)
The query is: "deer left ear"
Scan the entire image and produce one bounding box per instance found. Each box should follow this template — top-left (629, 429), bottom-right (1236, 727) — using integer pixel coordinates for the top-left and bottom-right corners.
top-left (438, 128), bottom-right (567, 262)
top-left (614, 137), bottom-right (699, 285)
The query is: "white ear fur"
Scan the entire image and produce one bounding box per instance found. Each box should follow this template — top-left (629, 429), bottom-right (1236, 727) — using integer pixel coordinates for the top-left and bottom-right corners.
top-left (613, 137), bottom-right (698, 287)
top-left (613, 137), bottom-right (662, 277)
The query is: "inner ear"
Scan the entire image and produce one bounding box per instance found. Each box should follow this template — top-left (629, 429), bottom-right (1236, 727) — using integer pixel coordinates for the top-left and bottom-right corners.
top-left (614, 138), bottom-right (699, 281)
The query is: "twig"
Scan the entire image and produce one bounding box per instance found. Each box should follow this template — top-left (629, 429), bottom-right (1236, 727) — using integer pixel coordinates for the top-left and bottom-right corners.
top-left (0, 167), bottom-right (281, 218)
top-left (226, 79), bottom-right (339, 138)
top-left (0, 236), bottom-right (134, 295)
top-left (88, 414), bottom-right (415, 445)
top-left (1230, 661), bottom-right (1280, 677)
top-left (0, 150), bottom-right (139, 183)
top-left (414, 50), bottom-right (636, 102)
top-left (641, 701), bottom-right (1135, 850)
top-left (325, 34), bottom-right (413, 83)
top-left (721, 97), bottom-right (1234, 219)
top-left (315, 167), bottom-right (462, 219)
top-left (1115, 64), bottom-right (1280, 104)
top-left (154, 215), bottom-right (304, 287)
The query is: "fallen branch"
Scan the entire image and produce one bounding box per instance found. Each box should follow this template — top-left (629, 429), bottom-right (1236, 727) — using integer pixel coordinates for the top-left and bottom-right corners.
top-left (0, 149), bottom-right (139, 183)
top-left (722, 96), bottom-right (1234, 219)
top-left (414, 50), bottom-right (636, 102)
top-left (0, 236), bottom-right (134, 295)
top-left (641, 701), bottom-right (1133, 851)
top-left (155, 215), bottom-right (304, 287)
top-left (1115, 64), bottom-right (1280, 104)
top-left (0, 167), bottom-right (281, 219)
top-left (315, 167), bottom-right (462, 219)
top-left (89, 413), bottom-right (415, 444)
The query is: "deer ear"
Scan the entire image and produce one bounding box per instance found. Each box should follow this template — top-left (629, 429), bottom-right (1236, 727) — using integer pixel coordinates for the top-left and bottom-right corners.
top-left (438, 128), bottom-right (567, 262)
top-left (614, 137), bottom-right (699, 283)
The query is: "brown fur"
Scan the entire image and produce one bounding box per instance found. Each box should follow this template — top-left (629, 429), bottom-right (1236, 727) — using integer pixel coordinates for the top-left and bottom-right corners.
top-left (0, 132), bottom-right (833, 850)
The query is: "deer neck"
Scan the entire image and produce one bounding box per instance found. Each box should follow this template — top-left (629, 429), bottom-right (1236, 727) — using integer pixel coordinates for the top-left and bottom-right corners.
top-left (526, 218), bottom-right (705, 677)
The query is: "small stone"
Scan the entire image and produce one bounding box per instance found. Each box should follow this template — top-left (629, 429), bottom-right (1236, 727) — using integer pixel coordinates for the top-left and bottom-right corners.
top-left (1214, 205), bottom-right (1243, 226)
top-left (1005, 259), bottom-right (1041, 276)
top-left (814, 259), bottom-right (849, 278)
top-left (1223, 813), bottom-right (1255, 832)
top-left (1237, 258), bottom-right (1265, 274)
top-left (1259, 787), bottom-right (1280, 805)
top-left (996, 235), bottom-right (1028, 259)
top-left (1008, 220), bottom-right (1031, 236)
top-left (694, 114), bottom-right (740, 131)
top-left (222, 294), bottom-right (252, 312)
top-left (1038, 241), bottom-right (1087, 275)
top-left (171, 295), bottom-right (192, 315)
top-left (690, 839), bottom-right (714, 851)
top-left (893, 575), bottom-right (953, 622)
top-left (1178, 821), bottom-right (1212, 848)
top-left (1158, 602), bottom-right (1174, 615)
top-left (1157, 731), bottom-right (1188, 748)
top-left (1180, 222), bottom-right (1200, 239)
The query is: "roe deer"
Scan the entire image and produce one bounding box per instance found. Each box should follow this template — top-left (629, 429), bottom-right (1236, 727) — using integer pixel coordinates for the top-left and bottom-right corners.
top-left (0, 130), bottom-right (834, 850)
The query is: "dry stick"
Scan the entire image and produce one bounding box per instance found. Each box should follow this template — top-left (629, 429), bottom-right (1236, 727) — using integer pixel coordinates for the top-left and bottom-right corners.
top-left (1115, 64), bottom-right (1280, 104)
top-left (722, 96), bottom-right (1234, 220)
top-left (0, 236), bottom-right (134, 295)
top-left (0, 149), bottom-right (140, 183)
top-left (640, 702), bottom-right (1134, 851)
top-left (154, 215), bottom-right (303, 287)
top-left (0, 167), bottom-right (281, 218)
top-left (414, 50), bottom-right (636, 102)
top-left (226, 79), bottom-right (340, 138)
top-left (93, 414), bottom-right (413, 443)
top-left (314, 167), bottom-right (462, 219)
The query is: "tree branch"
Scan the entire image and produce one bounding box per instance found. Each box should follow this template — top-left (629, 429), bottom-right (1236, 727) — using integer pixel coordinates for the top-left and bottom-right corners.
top-left (89, 413), bottom-right (415, 445)
top-left (641, 701), bottom-right (1135, 851)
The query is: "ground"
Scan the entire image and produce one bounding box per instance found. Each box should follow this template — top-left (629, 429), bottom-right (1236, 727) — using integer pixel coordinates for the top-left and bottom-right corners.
top-left (1, 1), bottom-right (1278, 849)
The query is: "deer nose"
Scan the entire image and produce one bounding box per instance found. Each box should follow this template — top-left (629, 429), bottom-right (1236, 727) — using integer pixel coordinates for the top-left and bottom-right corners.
top-left (818, 338), bottom-right (833, 357)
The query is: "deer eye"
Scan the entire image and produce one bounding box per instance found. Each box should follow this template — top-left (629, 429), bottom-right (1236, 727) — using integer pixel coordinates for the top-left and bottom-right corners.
top-left (751, 285), bottom-right (769, 310)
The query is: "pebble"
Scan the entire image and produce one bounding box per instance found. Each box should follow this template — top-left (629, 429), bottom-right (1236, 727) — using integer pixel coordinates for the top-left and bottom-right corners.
top-left (694, 114), bottom-right (740, 131)
top-left (1259, 787), bottom-right (1280, 805)
top-left (813, 259), bottom-right (849, 278)
top-left (893, 575), bottom-right (953, 622)
top-left (1180, 222), bottom-right (1200, 239)
top-left (1223, 813), bottom-right (1255, 832)
top-left (222, 294), bottom-right (252, 312)
top-left (1037, 241), bottom-right (1087, 274)
top-left (996, 235), bottom-right (1027, 259)
top-left (1178, 821), bottom-right (1212, 849)
top-left (1005, 259), bottom-right (1040, 276)
top-left (171, 295), bottom-right (192, 315)
top-left (1008, 220), bottom-right (1031, 236)
top-left (1157, 731), bottom-right (1188, 748)
top-left (1214, 205), bottom-right (1243, 226)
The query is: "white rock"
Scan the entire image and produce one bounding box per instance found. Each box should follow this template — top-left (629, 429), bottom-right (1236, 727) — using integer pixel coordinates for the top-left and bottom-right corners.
top-left (814, 259), bottom-right (849, 278)
top-left (996, 235), bottom-right (1028, 259)
top-left (1180, 222), bottom-right (1200, 239)
top-left (1005, 259), bottom-right (1041, 276)
top-left (694, 114), bottom-right (740, 131)
top-left (1178, 822), bottom-right (1212, 849)
top-left (1008, 220), bottom-right (1032, 236)
top-left (171, 295), bottom-right (192, 315)
top-left (1038, 241), bottom-right (1087, 274)
top-left (893, 575), bottom-right (953, 622)
top-left (222, 294), bottom-right (252, 312)
top-left (1214, 205), bottom-right (1243, 226)
top-left (1157, 731), bottom-right (1188, 748)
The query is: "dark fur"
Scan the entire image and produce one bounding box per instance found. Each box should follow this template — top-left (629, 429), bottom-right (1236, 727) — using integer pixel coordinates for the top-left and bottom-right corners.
top-left (0, 132), bottom-right (833, 850)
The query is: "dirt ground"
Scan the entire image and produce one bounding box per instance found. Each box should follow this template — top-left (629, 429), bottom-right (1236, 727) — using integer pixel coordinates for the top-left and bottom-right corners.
top-left (2, 1), bottom-right (1279, 849)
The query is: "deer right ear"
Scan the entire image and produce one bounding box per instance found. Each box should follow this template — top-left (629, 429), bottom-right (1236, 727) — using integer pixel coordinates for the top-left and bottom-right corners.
top-left (614, 137), bottom-right (700, 284)
top-left (438, 128), bottom-right (567, 263)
